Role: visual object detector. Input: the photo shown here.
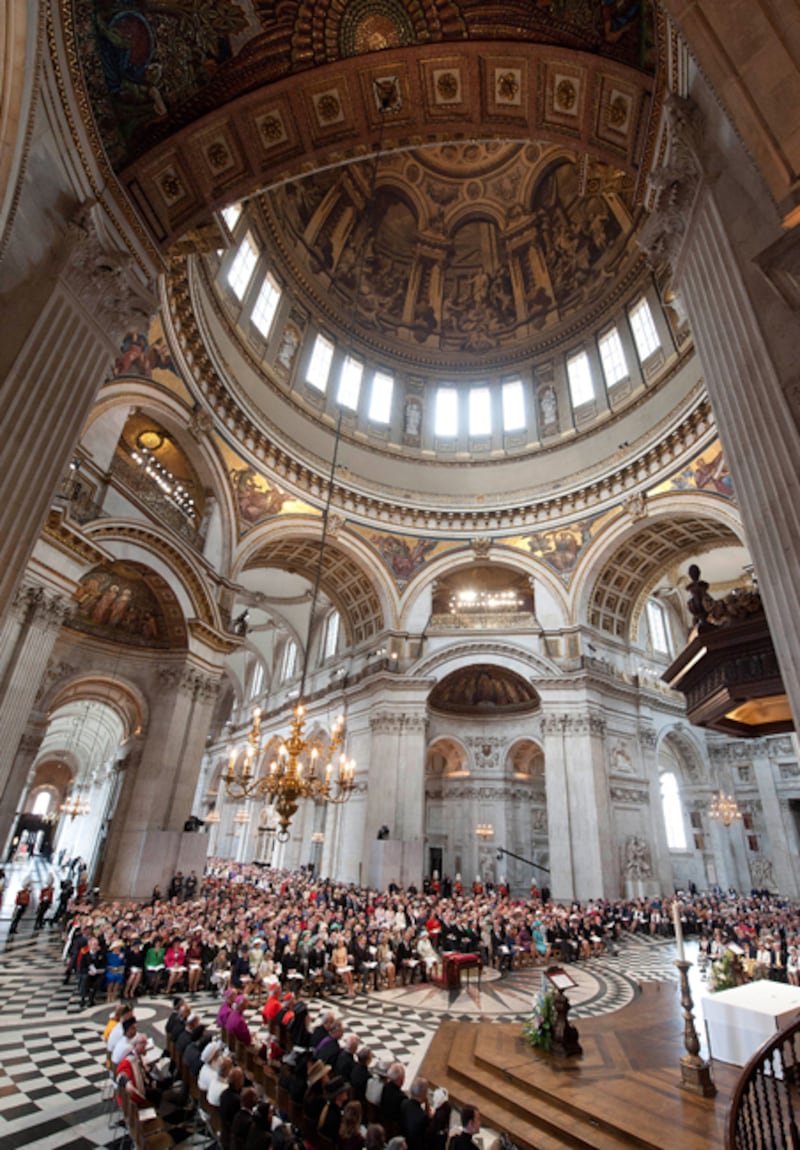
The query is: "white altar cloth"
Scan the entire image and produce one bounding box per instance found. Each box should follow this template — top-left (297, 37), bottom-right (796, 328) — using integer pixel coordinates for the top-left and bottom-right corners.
top-left (701, 981), bottom-right (800, 1066)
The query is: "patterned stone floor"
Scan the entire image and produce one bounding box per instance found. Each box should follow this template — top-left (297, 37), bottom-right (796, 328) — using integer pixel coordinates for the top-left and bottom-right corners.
top-left (0, 876), bottom-right (697, 1150)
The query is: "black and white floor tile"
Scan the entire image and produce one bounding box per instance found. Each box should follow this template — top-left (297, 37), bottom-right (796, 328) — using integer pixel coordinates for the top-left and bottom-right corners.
top-left (0, 883), bottom-right (694, 1150)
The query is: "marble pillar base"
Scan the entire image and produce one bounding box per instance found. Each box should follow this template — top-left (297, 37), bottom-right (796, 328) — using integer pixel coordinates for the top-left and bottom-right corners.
top-left (102, 828), bottom-right (210, 900)
top-left (368, 838), bottom-right (423, 891)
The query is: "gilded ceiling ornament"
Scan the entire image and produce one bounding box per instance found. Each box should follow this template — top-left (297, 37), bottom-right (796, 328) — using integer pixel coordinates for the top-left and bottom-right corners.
top-left (206, 141), bottom-right (231, 170)
top-left (436, 72), bottom-right (459, 101)
top-left (315, 93), bottom-right (341, 123)
top-left (608, 94), bottom-right (630, 129)
top-left (471, 537), bottom-right (492, 559)
top-left (258, 114), bottom-right (285, 144)
top-left (555, 79), bottom-right (576, 112)
top-left (159, 171), bottom-right (184, 203)
top-left (496, 71), bottom-right (520, 103)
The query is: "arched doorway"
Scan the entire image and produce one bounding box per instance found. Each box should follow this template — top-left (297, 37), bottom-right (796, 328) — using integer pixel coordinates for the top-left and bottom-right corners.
top-left (425, 663), bottom-right (542, 894)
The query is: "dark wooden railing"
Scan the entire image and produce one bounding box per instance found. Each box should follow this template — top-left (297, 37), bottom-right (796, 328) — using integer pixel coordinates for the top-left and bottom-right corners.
top-left (728, 1014), bottom-right (800, 1148)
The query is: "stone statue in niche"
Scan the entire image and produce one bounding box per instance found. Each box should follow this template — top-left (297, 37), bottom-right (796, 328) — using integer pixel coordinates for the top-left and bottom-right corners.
top-left (623, 835), bottom-right (653, 879)
top-left (404, 397), bottom-right (422, 440)
top-left (539, 385), bottom-right (558, 429)
top-left (611, 740), bottom-right (634, 774)
top-left (276, 322), bottom-right (301, 372)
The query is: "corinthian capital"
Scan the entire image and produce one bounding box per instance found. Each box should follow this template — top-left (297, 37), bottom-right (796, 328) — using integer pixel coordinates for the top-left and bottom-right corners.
top-left (62, 202), bottom-right (157, 347)
top-left (638, 94), bottom-right (704, 274)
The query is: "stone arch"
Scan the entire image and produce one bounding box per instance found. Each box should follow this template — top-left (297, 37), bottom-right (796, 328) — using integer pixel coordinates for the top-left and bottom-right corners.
top-left (400, 546), bottom-right (569, 636)
top-left (235, 518), bottom-right (394, 646)
top-left (425, 735), bottom-right (469, 777)
top-left (83, 380), bottom-right (240, 574)
top-left (85, 520), bottom-right (219, 629)
top-left (411, 639), bottom-right (561, 683)
top-left (577, 499), bottom-right (744, 642)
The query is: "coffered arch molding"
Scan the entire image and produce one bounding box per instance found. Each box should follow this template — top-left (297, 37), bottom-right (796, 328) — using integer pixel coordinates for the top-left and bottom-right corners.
top-left (83, 520), bottom-right (219, 632)
top-left (574, 496), bottom-right (745, 642)
top-left (399, 542), bottom-right (570, 633)
top-left (234, 517), bottom-right (396, 645)
top-left (102, 40), bottom-right (657, 250)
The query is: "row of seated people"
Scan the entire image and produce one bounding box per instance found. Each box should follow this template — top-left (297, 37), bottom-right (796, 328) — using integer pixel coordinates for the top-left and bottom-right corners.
top-left (216, 988), bottom-right (455, 1148)
top-left (104, 986), bottom-right (482, 1150)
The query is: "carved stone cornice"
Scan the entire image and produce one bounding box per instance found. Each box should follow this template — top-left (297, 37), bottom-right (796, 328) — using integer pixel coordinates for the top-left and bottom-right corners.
top-left (610, 784), bottom-right (650, 805)
top-left (179, 667), bottom-right (222, 702)
top-left (44, 507), bottom-right (108, 566)
top-left (540, 712), bottom-right (606, 736)
top-left (61, 202), bottom-right (157, 346)
top-left (188, 618), bottom-right (241, 656)
top-left (639, 94), bottom-right (704, 278)
top-left (426, 783), bottom-right (533, 802)
top-left (370, 712), bottom-right (426, 735)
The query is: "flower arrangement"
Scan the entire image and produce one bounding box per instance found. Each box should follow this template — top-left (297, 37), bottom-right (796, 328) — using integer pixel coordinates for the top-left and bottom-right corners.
top-left (708, 950), bottom-right (737, 992)
top-left (522, 989), bottom-right (556, 1051)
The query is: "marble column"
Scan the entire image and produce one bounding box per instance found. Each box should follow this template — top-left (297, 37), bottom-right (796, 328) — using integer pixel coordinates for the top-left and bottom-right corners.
top-left (0, 201), bottom-right (156, 629)
top-left (751, 740), bottom-right (800, 897)
top-left (0, 723), bottom-right (47, 856)
top-left (639, 93), bottom-right (800, 730)
top-left (99, 663), bottom-right (221, 897)
top-left (361, 709), bottom-right (427, 889)
top-left (640, 724), bottom-right (675, 893)
top-left (542, 711), bottom-right (617, 900)
top-left (541, 714), bottom-right (576, 900)
top-left (0, 582), bottom-right (70, 819)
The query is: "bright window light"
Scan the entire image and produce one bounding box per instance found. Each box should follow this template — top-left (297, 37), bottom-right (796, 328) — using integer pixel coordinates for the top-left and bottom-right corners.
top-left (338, 356), bottom-right (363, 410)
top-left (251, 273), bottom-right (282, 338)
top-left (251, 661), bottom-right (264, 699)
top-left (567, 351), bottom-right (595, 407)
top-left (323, 610), bottom-right (340, 660)
top-left (469, 387), bottom-right (492, 436)
top-left (436, 387), bottom-right (458, 438)
top-left (282, 639), bottom-right (298, 682)
top-left (502, 379), bottom-right (526, 432)
top-left (647, 599), bottom-right (672, 656)
top-left (222, 203), bottom-right (242, 231)
top-left (661, 772), bottom-right (687, 850)
top-left (306, 333), bottom-right (335, 393)
top-left (32, 791), bottom-right (51, 817)
top-left (629, 298), bottom-right (661, 361)
top-left (598, 327), bottom-right (628, 386)
top-left (369, 370), bottom-right (394, 424)
top-left (227, 232), bottom-right (258, 301)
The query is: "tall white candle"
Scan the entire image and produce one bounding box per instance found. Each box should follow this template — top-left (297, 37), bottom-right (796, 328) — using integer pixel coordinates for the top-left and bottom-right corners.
top-left (672, 900), bottom-right (685, 962)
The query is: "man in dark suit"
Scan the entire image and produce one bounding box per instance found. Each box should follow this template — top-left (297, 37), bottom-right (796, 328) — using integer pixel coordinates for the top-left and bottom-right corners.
top-left (380, 1062), bottom-right (407, 1126)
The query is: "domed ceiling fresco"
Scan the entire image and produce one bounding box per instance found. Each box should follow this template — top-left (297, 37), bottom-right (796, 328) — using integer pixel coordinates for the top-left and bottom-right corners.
top-left (259, 141), bottom-right (640, 367)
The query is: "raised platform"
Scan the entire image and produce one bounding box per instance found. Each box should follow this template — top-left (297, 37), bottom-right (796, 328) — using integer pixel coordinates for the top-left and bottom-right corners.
top-left (420, 982), bottom-right (739, 1150)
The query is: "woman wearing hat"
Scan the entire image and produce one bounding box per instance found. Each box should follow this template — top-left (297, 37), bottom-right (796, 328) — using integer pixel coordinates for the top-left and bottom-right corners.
top-left (105, 939), bottom-right (126, 1002)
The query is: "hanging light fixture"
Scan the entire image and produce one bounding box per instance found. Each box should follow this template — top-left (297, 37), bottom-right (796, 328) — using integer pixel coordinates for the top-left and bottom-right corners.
top-left (60, 793), bottom-right (91, 820)
top-left (476, 823), bottom-right (495, 840)
top-left (223, 84), bottom-right (397, 840)
top-left (709, 792), bottom-right (742, 828)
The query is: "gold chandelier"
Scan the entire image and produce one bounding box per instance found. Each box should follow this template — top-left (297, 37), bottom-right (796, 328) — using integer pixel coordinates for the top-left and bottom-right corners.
top-left (60, 794), bottom-right (90, 820)
top-left (476, 823), bottom-right (495, 840)
top-left (709, 792), bottom-right (742, 828)
top-left (224, 703), bottom-right (355, 840)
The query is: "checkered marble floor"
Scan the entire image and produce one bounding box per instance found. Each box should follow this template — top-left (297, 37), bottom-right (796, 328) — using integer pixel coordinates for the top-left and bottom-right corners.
top-left (0, 923), bottom-right (694, 1150)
